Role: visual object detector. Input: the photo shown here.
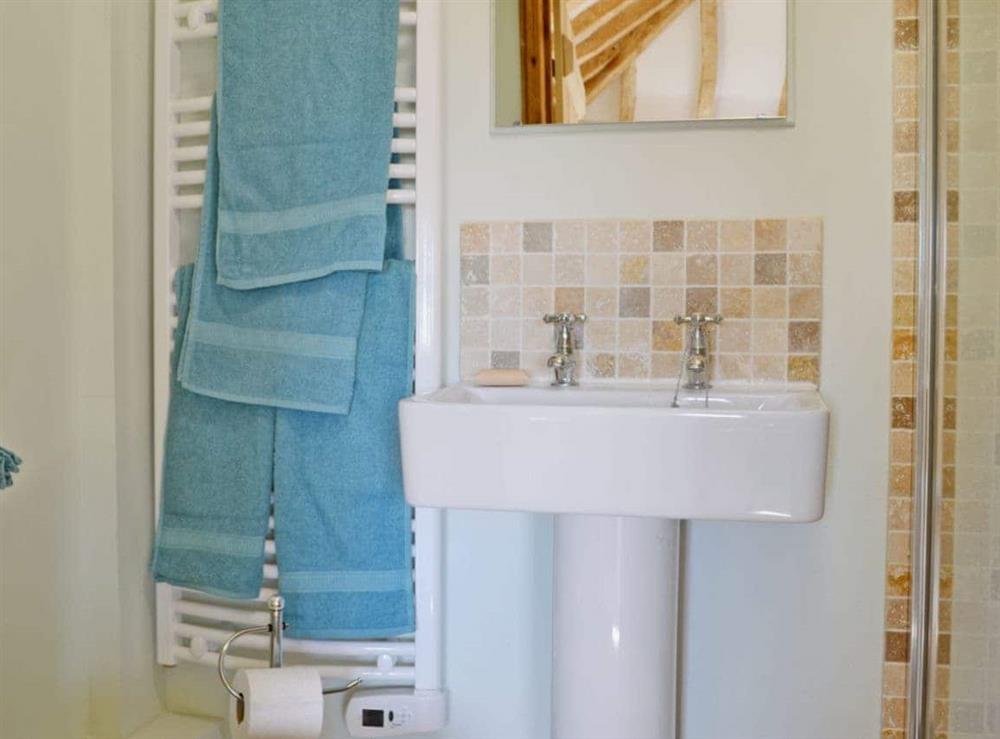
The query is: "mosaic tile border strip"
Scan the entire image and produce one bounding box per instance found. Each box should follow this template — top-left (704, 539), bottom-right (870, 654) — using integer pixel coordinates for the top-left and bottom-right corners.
top-left (882, 3), bottom-right (923, 732)
top-left (459, 218), bottom-right (823, 386)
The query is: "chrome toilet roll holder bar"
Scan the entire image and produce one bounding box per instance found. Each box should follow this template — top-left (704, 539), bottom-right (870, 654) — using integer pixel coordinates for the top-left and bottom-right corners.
top-left (218, 595), bottom-right (362, 707)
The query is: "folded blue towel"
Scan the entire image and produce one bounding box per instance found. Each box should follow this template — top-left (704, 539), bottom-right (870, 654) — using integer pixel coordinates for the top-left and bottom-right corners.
top-left (179, 103), bottom-right (367, 413)
top-left (153, 266), bottom-right (274, 599)
top-left (275, 259), bottom-right (415, 639)
top-left (0, 445), bottom-right (22, 490)
top-left (215, 0), bottom-right (400, 289)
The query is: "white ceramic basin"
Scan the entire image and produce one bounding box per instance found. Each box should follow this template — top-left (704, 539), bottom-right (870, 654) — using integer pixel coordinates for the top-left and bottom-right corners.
top-left (400, 383), bottom-right (829, 522)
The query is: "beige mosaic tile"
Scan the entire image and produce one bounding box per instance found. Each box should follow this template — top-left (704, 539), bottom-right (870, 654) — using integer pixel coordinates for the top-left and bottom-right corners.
top-left (553, 220), bottom-right (585, 252)
top-left (755, 219), bottom-right (788, 250)
top-left (788, 217), bottom-right (824, 250)
top-left (651, 253), bottom-right (685, 285)
top-left (490, 222), bottom-right (522, 253)
top-left (686, 287), bottom-right (718, 314)
top-left (587, 221), bottom-right (619, 252)
top-left (523, 222), bottom-right (552, 253)
top-left (653, 220), bottom-right (684, 252)
top-left (652, 320), bottom-right (683, 352)
top-left (620, 255), bottom-right (650, 285)
top-left (720, 254), bottom-right (752, 285)
top-left (752, 287), bottom-right (787, 319)
top-left (459, 218), bottom-right (823, 385)
top-left (790, 287), bottom-right (822, 319)
top-left (720, 220), bottom-right (754, 251)
top-left (620, 220), bottom-right (652, 252)
top-left (651, 287), bottom-right (685, 320)
top-left (686, 254), bottom-right (718, 285)
top-left (619, 287), bottom-right (650, 318)
top-left (720, 287), bottom-right (752, 319)
top-left (754, 253), bottom-right (787, 285)
top-left (585, 287), bottom-right (618, 318)
top-left (460, 223), bottom-right (489, 254)
top-left (719, 320), bottom-right (751, 353)
top-left (686, 220), bottom-right (719, 251)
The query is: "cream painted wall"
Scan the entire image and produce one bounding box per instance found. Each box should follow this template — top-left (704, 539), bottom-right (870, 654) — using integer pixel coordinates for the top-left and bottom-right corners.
top-left (110, 0), bottom-right (164, 734)
top-left (0, 1), bottom-right (162, 737)
top-left (439, 1), bottom-right (892, 738)
top-left (1, 2), bottom-right (116, 735)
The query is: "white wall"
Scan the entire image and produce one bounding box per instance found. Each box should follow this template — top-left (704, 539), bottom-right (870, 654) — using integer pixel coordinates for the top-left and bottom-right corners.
top-left (439, 1), bottom-right (892, 738)
top-left (110, 0), bottom-right (164, 734)
top-left (587, 0), bottom-right (787, 123)
top-left (0, 2), bottom-right (162, 737)
top-left (634, 0), bottom-right (786, 121)
top-left (1, 2), bottom-right (117, 736)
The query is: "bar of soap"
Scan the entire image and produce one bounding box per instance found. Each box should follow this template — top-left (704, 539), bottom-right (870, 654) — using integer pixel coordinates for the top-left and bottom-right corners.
top-left (474, 368), bottom-right (530, 387)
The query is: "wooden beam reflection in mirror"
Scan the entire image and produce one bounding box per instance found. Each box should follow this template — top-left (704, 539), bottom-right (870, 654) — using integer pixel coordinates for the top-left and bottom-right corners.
top-left (560, 1), bottom-right (587, 123)
top-left (519, 0), bottom-right (555, 124)
top-left (619, 61), bottom-right (637, 122)
top-left (551, 0), bottom-right (566, 122)
top-left (696, 0), bottom-right (718, 118)
top-left (582, 0), bottom-right (695, 104)
top-left (571, 0), bottom-right (629, 44)
top-left (576, 0), bottom-right (676, 65)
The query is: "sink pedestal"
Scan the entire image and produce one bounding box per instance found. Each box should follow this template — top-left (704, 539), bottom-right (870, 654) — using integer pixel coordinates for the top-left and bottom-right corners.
top-left (552, 515), bottom-right (679, 739)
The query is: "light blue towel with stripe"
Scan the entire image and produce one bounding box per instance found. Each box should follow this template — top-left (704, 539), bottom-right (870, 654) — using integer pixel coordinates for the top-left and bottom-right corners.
top-left (215, 0), bottom-right (400, 289)
top-left (179, 103), bottom-right (366, 413)
top-left (153, 266), bottom-right (274, 599)
top-left (276, 259), bottom-right (416, 639)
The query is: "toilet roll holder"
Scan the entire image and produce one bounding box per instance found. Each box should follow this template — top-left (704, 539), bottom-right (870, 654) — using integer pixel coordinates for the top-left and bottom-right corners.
top-left (218, 595), bottom-right (362, 706)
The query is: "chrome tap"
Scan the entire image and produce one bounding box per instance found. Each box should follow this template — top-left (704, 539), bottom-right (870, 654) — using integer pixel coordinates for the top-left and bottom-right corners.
top-left (544, 313), bottom-right (587, 386)
top-left (674, 313), bottom-right (723, 390)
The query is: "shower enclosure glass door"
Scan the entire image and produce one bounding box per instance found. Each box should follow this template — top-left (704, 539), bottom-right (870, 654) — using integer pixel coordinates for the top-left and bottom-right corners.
top-left (923, 1), bottom-right (1000, 736)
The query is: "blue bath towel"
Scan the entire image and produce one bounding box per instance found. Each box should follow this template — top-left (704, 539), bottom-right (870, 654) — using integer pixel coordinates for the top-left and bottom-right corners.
top-left (156, 262), bottom-right (415, 635)
top-left (275, 259), bottom-right (415, 638)
top-left (153, 266), bottom-right (274, 599)
top-left (0, 445), bottom-right (22, 490)
top-left (179, 103), bottom-right (367, 413)
top-left (215, 0), bottom-right (400, 289)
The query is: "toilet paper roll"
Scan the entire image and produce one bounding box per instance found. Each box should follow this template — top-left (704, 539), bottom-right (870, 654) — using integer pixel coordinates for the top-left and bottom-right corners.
top-left (228, 667), bottom-right (324, 739)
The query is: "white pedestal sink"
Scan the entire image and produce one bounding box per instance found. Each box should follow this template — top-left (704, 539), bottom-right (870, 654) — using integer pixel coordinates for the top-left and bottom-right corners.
top-left (399, 382), bottom-right (829, 739)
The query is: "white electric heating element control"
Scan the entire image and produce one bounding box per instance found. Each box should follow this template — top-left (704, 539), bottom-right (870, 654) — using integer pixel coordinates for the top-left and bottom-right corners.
top-left (345, 689), bottom-right (447, 737)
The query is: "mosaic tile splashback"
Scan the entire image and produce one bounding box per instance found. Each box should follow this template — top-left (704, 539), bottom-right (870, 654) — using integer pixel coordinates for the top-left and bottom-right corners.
top-left (459, 218), bottom-right (824, 385)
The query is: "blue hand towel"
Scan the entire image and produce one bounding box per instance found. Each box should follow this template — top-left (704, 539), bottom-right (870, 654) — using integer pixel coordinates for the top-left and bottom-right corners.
top-left (179, 103), bottom-right (367, 413)
top-left (0, 446), bottom-right (22, 490)
top-left (275, 259), bottom-right (415, 639)
top-left (153, 266), bottom-right (274, 599)
top-left (215, 0), bottom-right (400, 289)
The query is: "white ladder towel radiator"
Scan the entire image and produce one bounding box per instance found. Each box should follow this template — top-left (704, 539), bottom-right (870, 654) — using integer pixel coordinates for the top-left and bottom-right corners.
top-left (151, 0), bottom-right (444, 726)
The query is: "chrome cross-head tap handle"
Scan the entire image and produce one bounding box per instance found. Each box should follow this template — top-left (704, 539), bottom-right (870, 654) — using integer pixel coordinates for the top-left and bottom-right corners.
top-left (674, 313), bottom-right (723, 327)
top-left (544, 313), bottom-right (588, 324)
top-left (543, 313), bottom-right (587, 386)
